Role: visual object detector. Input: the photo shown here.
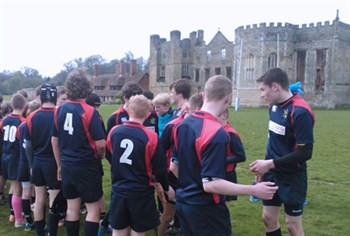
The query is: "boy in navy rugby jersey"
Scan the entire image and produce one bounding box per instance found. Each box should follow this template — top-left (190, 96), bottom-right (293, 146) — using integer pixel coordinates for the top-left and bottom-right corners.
top-left (250, 68), bottom-right (315, 236)
top-left (107, 94), bottom-right (172, 236)
top-left (52, 69), bottom-right (106, 236)
top-left (173, 75), bottom-right (278, 236)
top-left (217, 108), bottom-right (246, 202)
top-left (26, 84), bottom-right (66, 236)
top-left (106, 81), bottom-right (143, 134)
top-left (17, 100), bottom-right (41, 231)
top-left (169, 79), bottom-right (192, 119)
top-left (1, 93), bottom-right (27, 227)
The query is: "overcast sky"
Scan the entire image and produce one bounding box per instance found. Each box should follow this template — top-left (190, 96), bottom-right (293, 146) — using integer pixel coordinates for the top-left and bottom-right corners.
top-left (1, 0), bottom-right (349, 77)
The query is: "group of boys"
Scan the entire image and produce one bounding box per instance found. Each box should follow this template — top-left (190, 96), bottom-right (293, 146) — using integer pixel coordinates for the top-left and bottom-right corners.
top-left (0, 66), bottom-right (314, 236)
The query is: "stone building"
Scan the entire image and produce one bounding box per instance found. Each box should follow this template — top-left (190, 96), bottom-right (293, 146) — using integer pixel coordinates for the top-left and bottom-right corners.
top-left (149, 13), bottom-right (350, 108)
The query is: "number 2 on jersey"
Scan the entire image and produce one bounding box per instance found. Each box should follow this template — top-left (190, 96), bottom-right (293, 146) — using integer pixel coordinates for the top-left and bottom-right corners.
top-left (64, 113), bottom-right (74, 135)
top-left (120, 139), bottom-right (134, 165)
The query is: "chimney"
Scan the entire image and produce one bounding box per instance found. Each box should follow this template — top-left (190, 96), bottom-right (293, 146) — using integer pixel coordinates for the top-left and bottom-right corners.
top-left (130, 59), bottom-right (137, 76)
top-left (118, 60), bottom-right (126, 76)
top-left (93, 64), bottom-right (100, 77)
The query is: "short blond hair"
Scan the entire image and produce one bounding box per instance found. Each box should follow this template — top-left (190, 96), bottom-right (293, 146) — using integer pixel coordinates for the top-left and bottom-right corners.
top-left (128, 95), bottom-right (152, 119)
top-left (152, 93), bottom-right (171, 106)
top-left (205, 75), bottom-right (232, 102)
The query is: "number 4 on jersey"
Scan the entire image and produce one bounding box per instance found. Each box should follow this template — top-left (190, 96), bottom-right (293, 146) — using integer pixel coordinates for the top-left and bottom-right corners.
top-left (64, 113), bottom-right (74, 135)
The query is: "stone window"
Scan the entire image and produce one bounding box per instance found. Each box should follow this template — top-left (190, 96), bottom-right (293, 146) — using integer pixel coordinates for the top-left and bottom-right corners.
top-left (315, 49), bottom-right (327, 92)
top-left (296, 51), bottom-right (306, 84)
top-left (195, 69), bottom-right (200, 82)
top-left (182, 65), bottom-right (189, 77)
top-left (226, 67), bottom-right (232, 80)
top-left (268, 53), bottom-right (277, 69)
top-left (183, 49), bottom-right (189, 58)
top-left (207, 50), bottom-right (211, 61)
top-left (157, 65), bottom-right (165, 82)
top-left (244, 54), bottom-right (255, 80)
top-left (221, 48), bottom-right (226, 60)
top-left (205, 68), bottom-right (210, 81)
top-left (215, 67), bottom-right (221, 75)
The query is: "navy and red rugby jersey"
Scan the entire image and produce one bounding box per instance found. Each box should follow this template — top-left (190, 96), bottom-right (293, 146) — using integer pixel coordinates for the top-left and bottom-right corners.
top-left (143, 110), bottom-right (159, 134)
top-left (0, 116), bottom-right (4, 156)
top-left (52, 100), bottom-right (106, 163)
top-left (174, 111), bottom-right (229, 205)
top-left (18, 122), bottom-right (29, 164)
top-left (26, 107), bottom-right (56, 161)
top-left (107, 121), bottom-right (167, 199)
top-left (266, 94), bottom-right (315, 173)
top-left (0, 114), bottom-right (25, 155)
top-left (106, 106), bottom-right (129, 134)
top-left (223, 122), bottom-right (246, 172)
top-left (160, 114), bottom-right (184, 168)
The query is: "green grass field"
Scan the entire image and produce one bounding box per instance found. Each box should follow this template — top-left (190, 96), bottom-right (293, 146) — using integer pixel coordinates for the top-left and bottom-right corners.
top-left (0, 106), bottom-right (349, 235)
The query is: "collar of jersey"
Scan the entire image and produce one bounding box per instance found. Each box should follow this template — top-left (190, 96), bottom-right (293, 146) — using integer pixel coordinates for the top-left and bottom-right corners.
top-left (192, 111), bottom-right (218, 122)
top-left (124, 121), bottom-right (143, 128)
top-left (278, 93), bottom-right (301, 108)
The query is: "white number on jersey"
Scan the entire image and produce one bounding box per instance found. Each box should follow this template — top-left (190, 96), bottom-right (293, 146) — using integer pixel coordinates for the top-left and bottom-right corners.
top-left (3, 125), bottom-right (17, 142)
top-left (119, 139), bottom-right (134, 165)
top-left (64, 113), bottom-right (74, 135)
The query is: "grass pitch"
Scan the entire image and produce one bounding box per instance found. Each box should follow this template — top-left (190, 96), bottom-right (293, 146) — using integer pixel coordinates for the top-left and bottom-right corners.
top-left (0, 106), bottom-right (349, 235)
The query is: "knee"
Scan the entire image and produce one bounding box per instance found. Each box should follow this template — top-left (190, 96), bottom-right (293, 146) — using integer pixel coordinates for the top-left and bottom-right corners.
top-left (262, 212), bottom-right (278, 228)
top-left (285, 218), bottom-right (302, 235)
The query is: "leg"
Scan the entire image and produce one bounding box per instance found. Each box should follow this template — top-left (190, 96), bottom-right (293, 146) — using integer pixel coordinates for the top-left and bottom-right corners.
top-left (65, 197), bottom-right (81, 236)
top-left (84, 198), bottom-right (103, 236)
top-left (34, 186), bottom-right (47, 236)
top-left (22, 182), bottom-right (34, 230)
top-left (130, 230), bottom-right (146, 236)
top-left (48, 189), bottom-right (61, 236)
top-left (262, 205), bottom-right (281, 233)
top-left (11, 180), bottom-right (24, 224)
top-left (112, 227), bottom-right (129, 236)
top-left (285, 214), bottom-right (304, 236)
top-left (157, 202), bottom-right (176, 236)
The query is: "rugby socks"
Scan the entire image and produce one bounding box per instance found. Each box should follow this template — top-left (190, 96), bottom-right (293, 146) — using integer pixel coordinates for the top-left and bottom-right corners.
top-left (65, 220), bottom-right (80, 236)
top-left (266, 228), bottom-right (282, 236)
top-left (22, 199), bottom-right (33, 224)
top-left (35, 219), bottom-right (46, 236)
top-left (48, 212), bottom-right (59, 236)
top-left (12, 195), bottom-right (23, 222)
top-left (84, 221), bottom-right (99, 236)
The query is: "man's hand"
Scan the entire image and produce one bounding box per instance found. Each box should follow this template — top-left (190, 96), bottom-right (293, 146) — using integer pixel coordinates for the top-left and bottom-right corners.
top-left (250, 159), bottom-right (274, 176)
top-left (252, 182), bottom-right (278, 200)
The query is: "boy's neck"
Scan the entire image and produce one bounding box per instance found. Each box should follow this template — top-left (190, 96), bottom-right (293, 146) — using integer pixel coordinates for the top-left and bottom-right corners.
top-left (12, 109), bottom-right (23, 115)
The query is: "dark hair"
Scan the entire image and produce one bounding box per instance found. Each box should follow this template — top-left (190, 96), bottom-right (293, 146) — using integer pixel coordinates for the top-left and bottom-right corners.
top-left (17, 89), bottom-right (28, 99)
top-left (170, 79), bottom-right (192, 99)
top-left (122, 81), bottom-right (143, 100)
top-left (1, 102), bottom-right (12, 116)
top-left (65, 68), bottom-right (93, 100)
top-left (143, 90), bottom-right (154, 100)
top-left (40, 83), bottom-right (57, 105)
top-left (256, 67), bottom-right (290, 90)
top-left (86, 93), bottom-right (101, 107)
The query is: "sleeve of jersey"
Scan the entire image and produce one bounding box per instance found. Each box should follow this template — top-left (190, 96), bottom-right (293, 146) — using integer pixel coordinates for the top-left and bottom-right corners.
top-left (160, 124), bottom-right (172, 153)
top-left (227, 132), bottom-right (246, 164)
top-left (200, 129), bottom-right (228, 179)
top-left (89, 110), bottom-right (106, 141)
top-left (52, 109), bottom-right (59, 137)
top-left (106, 114), bottom-right (117, 135)
top-left (293, 107), bottom-right (314, 145)
top-left (152, 142), bottom-right (169, 191)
